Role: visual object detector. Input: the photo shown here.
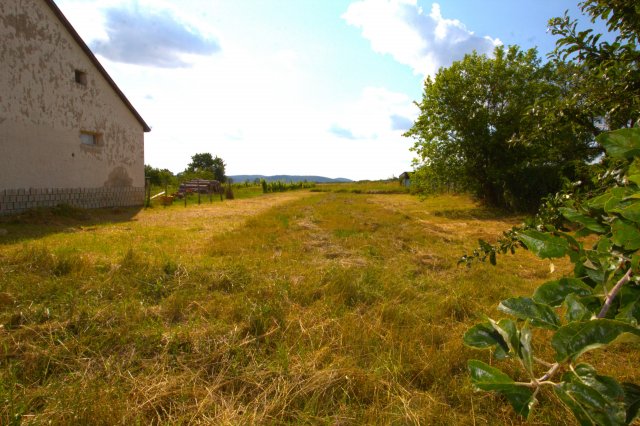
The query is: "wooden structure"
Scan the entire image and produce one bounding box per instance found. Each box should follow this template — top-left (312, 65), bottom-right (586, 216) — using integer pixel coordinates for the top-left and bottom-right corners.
top-left (178, 179), bottom-right (223, 195)
top-left (399, 172), bottom-right (412, 188)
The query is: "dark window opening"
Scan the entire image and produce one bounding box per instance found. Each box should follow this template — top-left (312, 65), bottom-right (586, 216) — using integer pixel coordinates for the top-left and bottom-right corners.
top-left (75, 70), bottom-right (87, 86)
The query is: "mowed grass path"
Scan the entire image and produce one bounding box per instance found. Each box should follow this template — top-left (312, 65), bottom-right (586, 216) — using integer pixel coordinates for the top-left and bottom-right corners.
top-left (1, 192), bottom-right (637, 424)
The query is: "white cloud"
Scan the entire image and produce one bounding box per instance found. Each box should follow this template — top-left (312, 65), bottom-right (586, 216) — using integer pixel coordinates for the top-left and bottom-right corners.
top-left (330, 87), bottom-right (418, 140)
top-left (58, 0), bottom-right (220, 68)
top-left (342, 0), bottom-right (501, 76)
top-left (91, 3), bottom-right (220, 67)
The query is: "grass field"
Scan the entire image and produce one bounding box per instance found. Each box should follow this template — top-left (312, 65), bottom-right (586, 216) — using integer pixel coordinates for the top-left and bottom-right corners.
top-left (0, 191), bottom-right (638, 424)
top-left (314, 180), bottom-right (410, 194)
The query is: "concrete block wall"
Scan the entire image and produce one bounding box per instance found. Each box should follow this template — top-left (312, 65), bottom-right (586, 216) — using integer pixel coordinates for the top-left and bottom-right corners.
top-left (0, 187), bottom-right (144, 215)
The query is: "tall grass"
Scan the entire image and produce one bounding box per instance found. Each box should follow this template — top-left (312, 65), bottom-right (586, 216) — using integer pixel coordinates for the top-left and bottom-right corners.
top-left (0, 192), bottom-right (637, 424)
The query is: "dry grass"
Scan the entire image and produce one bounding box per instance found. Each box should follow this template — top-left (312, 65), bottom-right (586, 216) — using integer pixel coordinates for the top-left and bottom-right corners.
top-left (0, 191), bottom-right (637, 424)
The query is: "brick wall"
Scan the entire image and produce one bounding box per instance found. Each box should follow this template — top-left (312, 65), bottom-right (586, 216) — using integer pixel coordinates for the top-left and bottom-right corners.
top-left (0, 187), bottom-right (144, 215)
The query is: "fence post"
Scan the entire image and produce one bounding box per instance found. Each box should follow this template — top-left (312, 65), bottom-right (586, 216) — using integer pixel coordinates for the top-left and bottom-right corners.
top-left (145, 177), bottom-right (151, 207)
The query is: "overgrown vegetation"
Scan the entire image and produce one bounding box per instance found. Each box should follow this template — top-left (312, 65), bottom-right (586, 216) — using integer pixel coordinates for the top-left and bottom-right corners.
top-left (405, 45), bottom-right (598, 211)
top-left (463, 128), bottom-right (640, 425)
top-left (455, 1), bottom-right (640, 423)
top-left (145, 152), bottom-right (228, 197)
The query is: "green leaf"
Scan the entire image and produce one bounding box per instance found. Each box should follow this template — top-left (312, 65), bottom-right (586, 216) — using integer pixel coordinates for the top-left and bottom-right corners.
top-left (489, 318), bottom-right (520, 355)
top-left (619, 285), bottom-right (640, 307)
top-left (596, 128), bottom-right (640, 159)
top-left (468, 359), bottom-right (514, 389)
top-left (551, 319), bottom-right (640, 362)
top-left (498, 297), bottom-right (561, 330)
top-left (533, 278), bottom-right (593, 307)
top-left (627, 159), bottom-right (640, 186)
top-left (493, 343), bottom-right (510, 360)
top-left (555, 364), bottom-right (626, 425)
top-left (463, 320), bottom-right (519, 360)
top-left (479, 239), bottom-right (493, 252)
top-left (611, 219), bottom-right (640, 250)
top-left (617, 201), bottom-right (640, 224)
top-left (554, 384), bottom-right (599, 426)
top-left (554, 363), bottom-right (627, 426)
top-left (632, 255), bottom-right (640, 273)
top-left (463, 322), bottom-right (508, 351)
top-left (564, 293), bottom-right (594, 322)
top-left (518, 230), bottom-right (570, 259)
top-left (570, 364), bottom-right (625, 402)
top-left (603, 188), bottom-right (637, 215)
top-left (585, 265), bottom-right (606, 287)
top-left (468, 360), bottom-right (535, 418)
top-left (615, 301), bottom-right (640, 326)
top-left (611, 220), bottom-right (640, 250)
top-left (622, 383), bottom-right (640, 424)
top-left (560, 208), bottom-right (607, 233)
top-left (587, 191), bottom-right (614, 210)
top-left (596, 237), bottom-right (613, 255)
top-left (519, 321), bottom-right (534, 377)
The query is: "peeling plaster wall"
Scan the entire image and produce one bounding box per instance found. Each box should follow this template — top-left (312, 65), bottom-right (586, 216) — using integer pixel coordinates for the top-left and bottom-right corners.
top-left (0, 0), bottom-right (145, 210)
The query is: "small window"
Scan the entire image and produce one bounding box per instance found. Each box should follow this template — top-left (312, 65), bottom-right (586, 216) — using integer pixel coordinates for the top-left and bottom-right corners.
top-left (75, 70), bottom-right (87, 86)
top-left (80, 131), bottom-right (101, 146)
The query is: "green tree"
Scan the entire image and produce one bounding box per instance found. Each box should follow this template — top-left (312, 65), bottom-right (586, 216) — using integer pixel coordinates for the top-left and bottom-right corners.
top-left (548, 0), bottom-right (640, 131)
top-left (405, 45), bottom-right (597, 211)
top-left (186, 153), bottom-right (226, 182)
top-left (211, 156), bottom-right (226, 183)
top-left (461, 5), bottom-right (640, 422)
top-left (187, 153), bottom-right (214, 173)
top-left (144, 164), bottom-right (175, 187)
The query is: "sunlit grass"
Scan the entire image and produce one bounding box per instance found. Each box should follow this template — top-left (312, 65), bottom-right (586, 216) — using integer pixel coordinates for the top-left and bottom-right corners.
top-left (0, 191), bottom-right (637, 424)
top-left (314, 180), bottom-right (409, 194)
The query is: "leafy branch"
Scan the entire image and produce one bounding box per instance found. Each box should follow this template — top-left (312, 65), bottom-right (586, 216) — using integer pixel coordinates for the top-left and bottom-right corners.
top-left (463, 128), bottom-right (640, 425)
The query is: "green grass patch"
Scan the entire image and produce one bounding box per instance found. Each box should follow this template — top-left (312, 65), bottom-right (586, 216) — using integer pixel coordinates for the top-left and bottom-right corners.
top-left (314, 180), bottom-right (410, 194)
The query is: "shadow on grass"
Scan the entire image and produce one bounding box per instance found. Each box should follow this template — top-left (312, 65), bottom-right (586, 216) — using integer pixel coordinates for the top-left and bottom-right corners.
top-left (0, 204), bottom-right (142, 244)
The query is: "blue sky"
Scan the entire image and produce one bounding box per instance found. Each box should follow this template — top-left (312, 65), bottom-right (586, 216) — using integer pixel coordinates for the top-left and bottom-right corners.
top-left (55, 0), bottom-right (607, 180)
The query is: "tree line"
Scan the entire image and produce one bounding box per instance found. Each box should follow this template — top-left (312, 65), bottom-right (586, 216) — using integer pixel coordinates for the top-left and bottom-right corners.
top-left (442, 1), bottom-right (640, 423)
top-left (145, 153), bottom-right (227, 188)
top-left (405, 0), bottom-right (639, 212)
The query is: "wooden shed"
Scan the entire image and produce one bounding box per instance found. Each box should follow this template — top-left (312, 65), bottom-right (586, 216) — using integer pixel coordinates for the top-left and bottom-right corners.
top-left (399, 172), bottom-right (412, 188)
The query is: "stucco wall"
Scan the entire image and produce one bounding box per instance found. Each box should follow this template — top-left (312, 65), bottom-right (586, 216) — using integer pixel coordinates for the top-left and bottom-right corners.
top-left (0, 0), bottom-right (145, 210)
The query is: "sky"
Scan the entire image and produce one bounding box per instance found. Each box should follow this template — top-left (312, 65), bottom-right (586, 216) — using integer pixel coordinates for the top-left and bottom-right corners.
top-left (54, 0), bottom-right (607, 181)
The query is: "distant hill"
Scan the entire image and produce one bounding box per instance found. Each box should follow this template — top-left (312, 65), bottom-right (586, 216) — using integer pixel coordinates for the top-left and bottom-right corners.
top-left (229, 175), bottom-right (353, 183)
